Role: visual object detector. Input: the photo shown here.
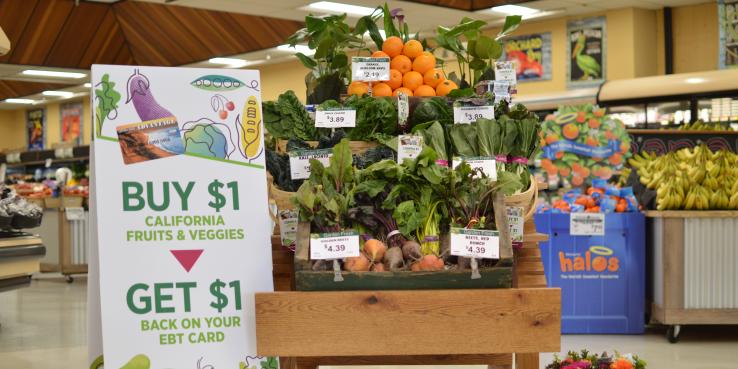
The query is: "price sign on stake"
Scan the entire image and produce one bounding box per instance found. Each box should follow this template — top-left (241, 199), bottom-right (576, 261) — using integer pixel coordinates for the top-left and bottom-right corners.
top-left (398, 134), bottom-right (423, 163)
top-left (310, 231), bottom-right (360, 260)
top-left (570, 212), bottom-right (605, 236)
top-left (450, 228), bottom-right (500, 259)
top-left (289, 149), bottom-right (332, 180)
top-left (507, 207), bottom-right (524, 246)
top-left (452, 156), bottom-right (497, 180)
top-left (352, 57), bottom-right (390, 81)
top-left (315, 109), bottom-right (356, 128)
top-left (453, 105), bottom-right (494, 124)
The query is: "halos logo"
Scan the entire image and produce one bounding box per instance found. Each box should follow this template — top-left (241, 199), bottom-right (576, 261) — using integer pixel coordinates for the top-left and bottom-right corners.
top-left (559, 245), bottom-right (619, 273)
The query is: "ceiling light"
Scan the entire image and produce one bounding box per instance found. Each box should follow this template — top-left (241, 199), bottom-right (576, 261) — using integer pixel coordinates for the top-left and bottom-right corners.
top-left (490, 5), bottom-right (539, 15)
top-left (5, 98), bottom-right (34, 104)
top-left (685, 77), bottom-right (705, 84)
top-left (307, 1), bottom-right (374, 16)
top-left (84, 83), bottom-right (92, 88)
top-left (22, 69), bottom-right (86, 79)
top-left (42, 90), bottom-right (74, 98)
top-left (277, 44), bottom-right (316, 56)
top-left (209, 57), bottom-right (248, 67)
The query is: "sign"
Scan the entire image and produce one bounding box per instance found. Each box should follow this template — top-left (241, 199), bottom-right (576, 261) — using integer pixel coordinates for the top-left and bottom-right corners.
top-left (397, 93), bottom-right (409, 128)
top-left (27, 108), bottom-right (45, 150)
top-left (567, 17), bottom-right (606, 88)
top-left (315, 108), bottom-right (356, 128)
top-left (278, 209), bottom-right (299, 250)
top-left (61, 102), bottom-right (83, 145)
top-left (494, 61), bottom-right (517, 94)
top-left (352, 57), bottom-right (390, 81)
top-left (450, 228), bottom-right (500, 259)
top-left (452, 156), bottom-right (497, 180)
top-left (397, 134), bottom-right (423, 163)
top-left (570, 212), bottom-right (605, 235)
top-left (507, 206), bottom-right (524, 247)
top-left (719, 0), bottom-right (738, 69)
top-left (453, 105), bottom-right (494, 124)
top-left (310, 231), bottom-right (360, 260)
top-left (493, 81), bottom-right (511, 105)
top-left (289, 149), bottom-right (332, 180)
top-left (502, 33), bottom-right (552, 81)
top-left (90, 65), bottom-right (275, 369)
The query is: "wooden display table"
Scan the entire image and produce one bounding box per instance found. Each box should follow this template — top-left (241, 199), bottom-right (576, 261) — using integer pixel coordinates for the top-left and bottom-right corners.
top-left (259, 208), bottom-right (560, 369)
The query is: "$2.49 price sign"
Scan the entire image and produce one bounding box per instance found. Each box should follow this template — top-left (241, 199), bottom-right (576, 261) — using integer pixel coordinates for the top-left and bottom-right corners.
top-left (570, 212), bottom-right (605, 236)
top-left (315, 109), bottom-right (356, 128)
top-left (450, 227), bottom-right (500, 259)
top-left (310, 230), bottom-right (360, 260)
top-left (453, 105), bottom-right (495, 124)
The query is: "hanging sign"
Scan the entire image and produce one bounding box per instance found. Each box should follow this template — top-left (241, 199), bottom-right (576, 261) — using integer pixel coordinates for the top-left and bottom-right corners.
top-left (90, 65), bottom-right (275, 369)
top-left (502, 33), bottom-right (552, 82)
top-left (567, 17), bottom-right (606, 88)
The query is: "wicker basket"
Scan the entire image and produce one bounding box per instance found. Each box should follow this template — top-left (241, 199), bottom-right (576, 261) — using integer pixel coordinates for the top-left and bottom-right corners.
top-left (276, 139), bottom-right (378, 154)
top-left (504, 175), bottom-right (538, 221)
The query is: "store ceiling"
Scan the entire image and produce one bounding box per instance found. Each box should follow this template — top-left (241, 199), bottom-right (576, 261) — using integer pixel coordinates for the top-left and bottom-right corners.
top-left (0, 0), bottom-right (715, 108)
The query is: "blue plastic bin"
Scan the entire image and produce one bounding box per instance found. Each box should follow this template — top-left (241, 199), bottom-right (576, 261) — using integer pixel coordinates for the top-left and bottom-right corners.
top-left (534, 213), bottom-right (645, 334)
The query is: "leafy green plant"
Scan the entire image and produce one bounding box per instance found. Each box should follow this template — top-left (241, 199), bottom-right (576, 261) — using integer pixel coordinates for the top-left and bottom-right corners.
top-left (434, 16), bottom-right (522, 88)
top-left (94, 74), bottom-right (121, 137)
top-left (356, 4), bottom-right (415, 50)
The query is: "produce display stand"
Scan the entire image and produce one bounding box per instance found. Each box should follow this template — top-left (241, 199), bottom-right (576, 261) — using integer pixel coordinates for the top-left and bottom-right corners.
top-left (0, 232), bottom-right (46, 293)
top-left (258, 183), bottom-right (561, 369)
top-left (645, 210), bottom-right (738, 343)
top-left (38, 207), bottom-right (89, 282)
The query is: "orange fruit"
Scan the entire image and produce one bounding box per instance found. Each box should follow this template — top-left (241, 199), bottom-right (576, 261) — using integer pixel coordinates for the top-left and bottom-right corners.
top-left (371, 50), bottom-right (390, 59)
top-left (387, 69), bottom-right (403, 90)
top-left (562, 124), bottom-right (579, 140)
top-left (371, 82), bottom-right (392, 97)
top-left (402, 39), bottom-right (423, 59)
top-left (347, 81), bottom-right (369, 96)
top-left (393, 87), bottom-right (414, 96)
top-left (412, 52), bottom-right (436, 74)
top-left (414, 85), bottom-right (436, 96)
top-left (390, 55), bottom-right (412, 74)
top-left (402, 71), bottom-right (423, 91)
top-left (435, 79), bottom-right (457, 96)
top-left (423, 69), bottom-right (445, 88)
top-left (382, 36), bottom-right (404, 58)
top-left (609, 153), bottom-right (623, 165)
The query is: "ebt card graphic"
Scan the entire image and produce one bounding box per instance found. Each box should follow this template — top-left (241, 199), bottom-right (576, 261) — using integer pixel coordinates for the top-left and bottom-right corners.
top-left (115, 116), bottom-right (185, 165)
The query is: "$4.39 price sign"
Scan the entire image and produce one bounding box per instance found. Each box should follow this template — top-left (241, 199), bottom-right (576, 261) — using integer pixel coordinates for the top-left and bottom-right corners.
top-left (570, 212), bottom-right (605, 236)
top-left (453, 105), bottom-right (495, 124)
top-left (352, 57), bottom-right (390, 82)
top-left (310, 230), bottom-right (360, 260)
top-left (315, 109), bottom-right (356, 128)
top-left (450, 227), bottom-right (500, 259)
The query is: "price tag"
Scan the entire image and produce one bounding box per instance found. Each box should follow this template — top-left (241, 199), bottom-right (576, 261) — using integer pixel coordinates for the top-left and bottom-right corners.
top-left (397, 134), bottom-right (423, 163)
top-left (507, 206), bottom-right (524, 247)
top-left (493, 81), bottom-right (511, 104)
top-left (310, 230), bottom-right (360, 260)
top-left (66, 207), bottom-right (86, 221)
top-left (452, 156), bottom-right (497, 180)
top-left (397, 93), bottom-right (409, 128)
top-left (570, 212), bottom-right (605, 236)
top-left (289, 149), bottom-right (332, 180)
top-left (278, 209), bottom-right (299, 249)
top-left (495, 61), bottom-right (517, 94)
top-left (352, 57), bottom-right (390, 81)
top-left (450, 227), bottom-right (500, 259)
top-left (315, 109), bottom-right (356, 128)
top-left (453, 105), bottom-right (494, 124)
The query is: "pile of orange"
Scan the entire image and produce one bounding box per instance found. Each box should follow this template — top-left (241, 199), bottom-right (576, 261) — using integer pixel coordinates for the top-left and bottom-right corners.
top-left (348, 36), bottom-right (458, 98)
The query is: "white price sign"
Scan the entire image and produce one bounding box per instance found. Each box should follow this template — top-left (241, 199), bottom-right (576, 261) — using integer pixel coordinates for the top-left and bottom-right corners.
top-left (397, 93), bottom-right (409, 126)
top-left (507, 206), bottom-right (524, 245)
top-left (570, 213), bottom-right (605, 236)
top-left (398, 134), bottom-right (423, 163)
top-left (452, 156), bottom-right (497, 180)
top-left (315, 109), bottom-right (356, 128)
top-left (453, 105), bottom-right (494, 124)
top-left (495, 61), bottom-right (517, 94)
top-left (352, 57), bottom-right (390, 81)
top-left (278, 209), bottom-right (299, 249)
top-left (289, 149), bottom-right (332, 180)
top-left (310, 231), bottom-right (360, 260)
top-left (450, 228), bottom-right (500, 259)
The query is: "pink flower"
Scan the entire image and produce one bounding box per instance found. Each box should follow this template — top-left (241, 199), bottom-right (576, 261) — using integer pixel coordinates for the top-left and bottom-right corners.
top-left (562, 360), bottom-right (592, 369)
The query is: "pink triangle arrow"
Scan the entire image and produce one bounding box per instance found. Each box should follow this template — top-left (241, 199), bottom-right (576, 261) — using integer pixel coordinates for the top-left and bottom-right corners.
top-left (170, 249), bottom-right (204, 272)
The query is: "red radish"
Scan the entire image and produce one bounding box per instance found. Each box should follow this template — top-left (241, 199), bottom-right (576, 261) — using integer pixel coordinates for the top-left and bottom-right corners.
top-left (371, 263), bottom-right (386, 272)
top-left (344, 254), bottom-right (370, 272)
top-left (363, 239), bottom-right (386, 262)
top-left (219, 110), bottom-right (228, 120)
top-left (417, 255), bottom-right (444, 271)
top-left (226, 101), bottom-right (235, 111)
top-left (410, 262), bottom-right (422, 272)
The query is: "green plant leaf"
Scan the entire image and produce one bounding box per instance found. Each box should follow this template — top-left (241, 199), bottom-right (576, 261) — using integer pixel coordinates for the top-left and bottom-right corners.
top-left (295, 52), bottom-right (317, 68)
top-left (496, 15), bottom-right (522, 40)
top-left (315, 38), bottom-right (336, 59)
top-left (306, 16), bottom-right (325, 31)
top-left (445, 18), bottom-right (487, 38)
top-left (474, 35), bottom-right (495, 59)
top-left (469, 58), bottom-right (486, 71)
top-left (331, 54), bottom-right (348, 68)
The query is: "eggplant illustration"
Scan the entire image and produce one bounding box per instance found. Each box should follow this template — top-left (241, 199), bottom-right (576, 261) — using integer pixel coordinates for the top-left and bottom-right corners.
top-left (126, 69), bottom-right (175, 121)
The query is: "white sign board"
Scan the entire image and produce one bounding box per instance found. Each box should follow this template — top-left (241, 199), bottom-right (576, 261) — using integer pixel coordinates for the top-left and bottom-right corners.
top-left (450, 228), bottom-right (500, 259)
top-left (315, 109), bottom-right (356, 128)
top-left (453, 105), bottom-right (495, 124)
top-left (310, 231), bottom-right (361, 260)
top-left (352, 57), bottom-right (391, 81)
top-left (90, 65), bottom-right (275, 369)
top-left (570, 212), bottom-right (605, 236)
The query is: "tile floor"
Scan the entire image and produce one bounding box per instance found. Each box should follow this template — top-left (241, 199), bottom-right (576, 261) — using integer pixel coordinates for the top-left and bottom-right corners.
top-left (1, 277), bottom-right (737, 369)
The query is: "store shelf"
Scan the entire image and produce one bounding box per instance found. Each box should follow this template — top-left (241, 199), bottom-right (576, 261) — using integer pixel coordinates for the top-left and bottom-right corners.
top-left (627, 129), bottom-right (738, 135)
top-left (644, 210), bottom-right (738, 218)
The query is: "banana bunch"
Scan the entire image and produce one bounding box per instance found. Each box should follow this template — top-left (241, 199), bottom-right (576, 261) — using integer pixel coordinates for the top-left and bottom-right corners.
top-left (678, 120), bottom-right (735, 131)
top-left (632, 144), bottom-right (738, 210)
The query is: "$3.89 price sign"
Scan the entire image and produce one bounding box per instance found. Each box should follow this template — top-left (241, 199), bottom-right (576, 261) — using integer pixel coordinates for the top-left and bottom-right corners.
top-left (310, 231), bottom-right (360, 260)
top-left (450, 227), bottom-right (500, 259)
top-left (453, 106), bottom-right (495, 124)
top-left (570, 213), bottom-right (605, 236)
top-left (315, 109), bottom-right (356, 128)
top-left (126, 279), bottom-right (242, 314)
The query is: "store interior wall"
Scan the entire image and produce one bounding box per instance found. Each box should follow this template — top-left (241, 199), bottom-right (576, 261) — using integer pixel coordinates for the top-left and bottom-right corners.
top-left (0, 2), bottom-right (721, 151)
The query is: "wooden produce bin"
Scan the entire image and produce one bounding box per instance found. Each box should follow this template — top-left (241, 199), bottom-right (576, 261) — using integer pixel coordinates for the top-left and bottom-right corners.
top-left (259, 184), bottom-right (561, 369)
top-left (646, 210), bottom-right (738, 343)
